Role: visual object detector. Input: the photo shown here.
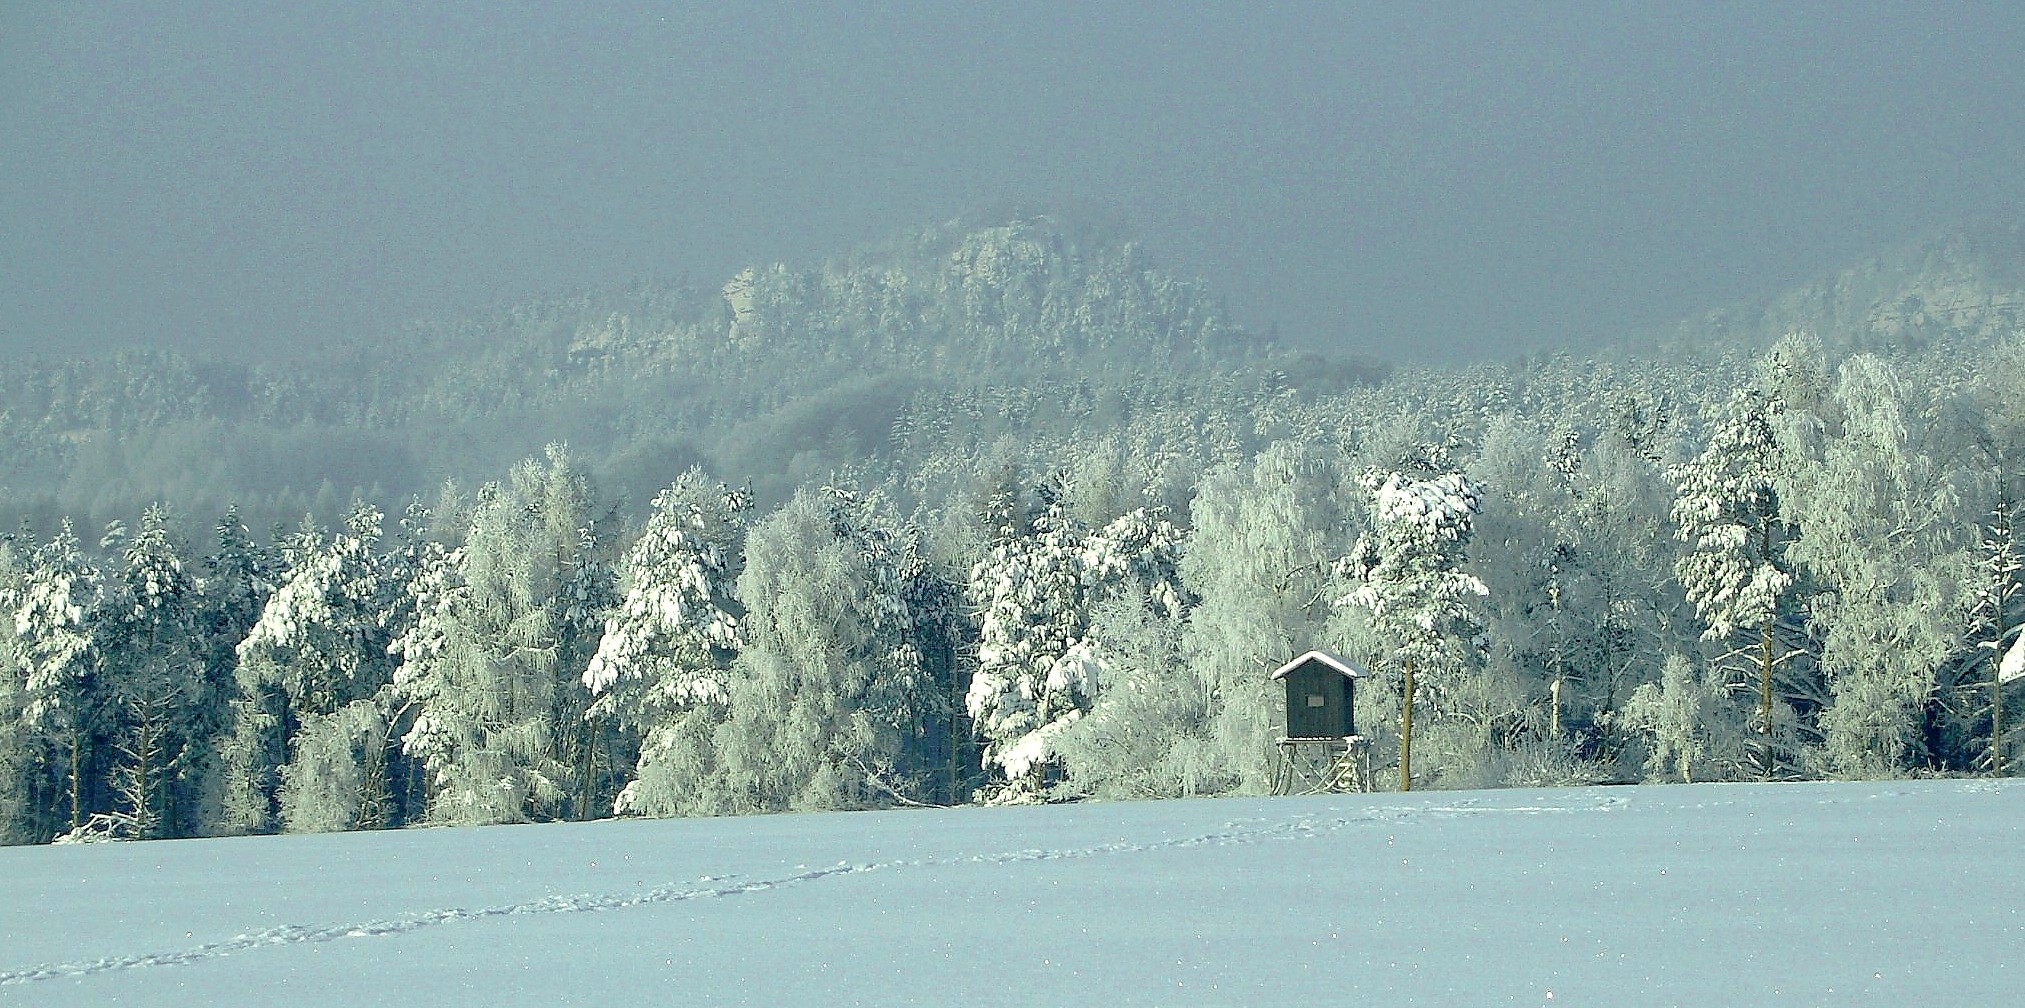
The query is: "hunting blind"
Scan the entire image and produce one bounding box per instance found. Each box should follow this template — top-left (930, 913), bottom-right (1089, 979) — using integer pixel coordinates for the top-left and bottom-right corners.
top-left (1269, 650), bottom-right (1374, 793)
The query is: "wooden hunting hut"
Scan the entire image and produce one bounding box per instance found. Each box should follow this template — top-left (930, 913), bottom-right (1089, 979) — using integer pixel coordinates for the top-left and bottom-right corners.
top-left (1271, 650), bottom-right (1364, 740)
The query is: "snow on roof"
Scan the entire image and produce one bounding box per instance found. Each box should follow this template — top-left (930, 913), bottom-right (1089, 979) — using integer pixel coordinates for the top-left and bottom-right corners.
top-left (1269, 650), bottom-right (1365, 681)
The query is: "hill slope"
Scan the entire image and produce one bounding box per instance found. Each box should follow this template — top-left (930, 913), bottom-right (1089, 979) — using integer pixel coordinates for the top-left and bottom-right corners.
top-left (0, 215), bottom-right (1270, 534)
top-left (1656, 219), bottom-right (2025, 354)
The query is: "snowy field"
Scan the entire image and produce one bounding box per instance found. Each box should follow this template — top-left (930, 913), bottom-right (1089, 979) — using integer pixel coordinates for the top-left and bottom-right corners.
top-left (2, 780), bottom-right (2019, 1006)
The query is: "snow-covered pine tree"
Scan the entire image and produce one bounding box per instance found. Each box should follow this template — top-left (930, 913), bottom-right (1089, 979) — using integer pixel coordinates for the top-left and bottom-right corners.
top-left (1335, 464), bottom-right (1488, 792)
top-left (1951, 383), bottom-right (2025, 778)
top-left (560, 522), bottom-right (619, 814)
top-left (12, 521), bottom-right (103, 835)
top-left (229, 504), bottom-right (402, 832)
top-left (0, 534), bottom-right (36, 843)
top-left (1669, 387), bottom-right (1805, 777)
top-left (583, 469), bottom-right (746, 816)
top-left (97, 506), bottom-right (206, 838)
top-left (1973, 494), bottom-right (2024, 776)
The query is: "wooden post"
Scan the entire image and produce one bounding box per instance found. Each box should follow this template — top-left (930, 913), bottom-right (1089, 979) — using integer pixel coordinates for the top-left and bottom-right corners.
top-left (1400, 657), bottom-right (1415, 793)
top-left (1996, 641), bottom-right (2007, 778)
top-left (68, 728), bottom-right (83, 831)
top-left (949, 668), bottom-right (963, 805)
top-left (1550, 678), bottom-right (1562, 738)
top-left (1548, 572), bottom-right (1563, 738)
top-left (577, 712), bottom-right (598, 821)
top-left (1759, 519), bottom-right (1776, 745)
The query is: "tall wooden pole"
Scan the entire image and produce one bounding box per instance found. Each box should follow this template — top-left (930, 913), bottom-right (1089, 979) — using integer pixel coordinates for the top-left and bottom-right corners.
top-left (1996, 487), bottom-right (2011, 778)
top-left (68, 728), bottom-right (82, 830)
top-left (577, 712), bottom-right (598, 820)
top-left (1759, 520), bottom-right (1776, 743)
top-left (1400, 657), bottom-right (1415, 793)
top-left (1996, 632), bottom-right (2007, 778)
top-left (1759, 621), bottom-right (1774, 738)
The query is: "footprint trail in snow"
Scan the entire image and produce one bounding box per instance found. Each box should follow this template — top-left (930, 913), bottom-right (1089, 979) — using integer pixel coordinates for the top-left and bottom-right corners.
top-left (0, 794), bottom-right (1625, 986)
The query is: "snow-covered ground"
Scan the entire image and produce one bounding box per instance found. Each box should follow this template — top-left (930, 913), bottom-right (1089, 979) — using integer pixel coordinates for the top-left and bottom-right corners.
top-left (2, 780), bottom-right (2019, 1006)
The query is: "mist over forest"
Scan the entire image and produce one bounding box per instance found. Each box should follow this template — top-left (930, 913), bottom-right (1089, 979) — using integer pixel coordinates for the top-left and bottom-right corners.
top-left (4, 210), bottom-right (2025, 844)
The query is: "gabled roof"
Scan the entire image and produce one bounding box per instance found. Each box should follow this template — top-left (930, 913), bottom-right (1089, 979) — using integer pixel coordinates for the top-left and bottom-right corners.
top-left (1269, 650), bottom-right (1366, 681)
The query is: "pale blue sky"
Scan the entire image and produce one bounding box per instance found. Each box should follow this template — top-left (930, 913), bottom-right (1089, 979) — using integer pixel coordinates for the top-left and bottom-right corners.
top-left (3, 2), bottom-right (2022, 361)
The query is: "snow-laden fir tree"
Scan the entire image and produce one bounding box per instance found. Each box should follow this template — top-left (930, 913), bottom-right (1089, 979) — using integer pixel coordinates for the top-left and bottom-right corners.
top-left (0, 535), bottom-right (32, 843)
top-left (964, 481), bottom-right (1086, 802)
top-left (1669, 387), bottom-right (1804, 777)
top-left (1958, 364), bottom-right (2025, 777)
top-left (1046, 504), bottom-right (1197, 799)
top-left (1972, 494), bottom-right (2024, 776)
top-left (583, 468), bottom-right (746, 816)
top-left (1335, 464), bottom-right (1488, 792)
top-left (965, 476), bottom-right (1183, 802)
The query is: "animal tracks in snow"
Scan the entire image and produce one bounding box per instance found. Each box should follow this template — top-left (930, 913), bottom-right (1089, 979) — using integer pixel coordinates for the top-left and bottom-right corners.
top-left (0, 793), bottom-right (1625, 986)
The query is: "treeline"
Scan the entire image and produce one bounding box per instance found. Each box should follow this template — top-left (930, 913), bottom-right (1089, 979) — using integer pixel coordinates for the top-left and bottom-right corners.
top-left (4, 323), bottom-right (2023, 844)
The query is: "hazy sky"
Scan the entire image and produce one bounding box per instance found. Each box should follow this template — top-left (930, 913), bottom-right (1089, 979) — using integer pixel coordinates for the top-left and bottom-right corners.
top-left (4, 2), bottom-right (2024, 362)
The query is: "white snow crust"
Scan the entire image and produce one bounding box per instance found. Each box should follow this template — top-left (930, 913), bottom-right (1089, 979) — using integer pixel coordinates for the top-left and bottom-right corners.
top-left (2, 780), bottom-right (2019, 1006)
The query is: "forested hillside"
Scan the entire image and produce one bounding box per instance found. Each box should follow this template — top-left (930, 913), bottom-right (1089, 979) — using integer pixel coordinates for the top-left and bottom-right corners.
top-left (3, 215), bottom-right (2023, 844)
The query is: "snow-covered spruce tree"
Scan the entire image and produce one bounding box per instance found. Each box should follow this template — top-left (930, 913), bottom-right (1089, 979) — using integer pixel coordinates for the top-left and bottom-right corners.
top-left (1669, 387), bottom-right (1807, 778)
top-left (96, 506), bottom-right (206, 839)
top-left (228, 503), bottom-right (403, 833)
top-left (189, 505), bottom-right (277, 835)
top-left (11, 521), bottom-right (104, 835)
top-left (0, 534), bottom-right (23, 842)
top-left (1789, 355), bottom-right (1964, 778)
top-left (1334, 464), bottom-right (1488, 792)
top-left (963, 478), bottom-right (1089, 802)
top-left (896, 529), bottom-right (969, 806)
top-left (392, 448), bottom-right (613, 825)
top-left (963, 475), bottom-right (1182, 802)
top-left (0, 535), bottom-right (42, 843)
top-left (995, 496), bottom-right (1187, 801)
top-left (583, 469), bottom-right (746, 817)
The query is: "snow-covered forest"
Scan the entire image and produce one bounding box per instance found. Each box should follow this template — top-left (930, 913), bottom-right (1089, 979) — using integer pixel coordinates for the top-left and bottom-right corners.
top-left (4, 216), bottom-right (2025, 845)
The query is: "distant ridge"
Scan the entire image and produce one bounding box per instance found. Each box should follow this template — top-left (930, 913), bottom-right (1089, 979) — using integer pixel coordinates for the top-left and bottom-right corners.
top-left (1655, 218), bottom-right (2025, 355)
